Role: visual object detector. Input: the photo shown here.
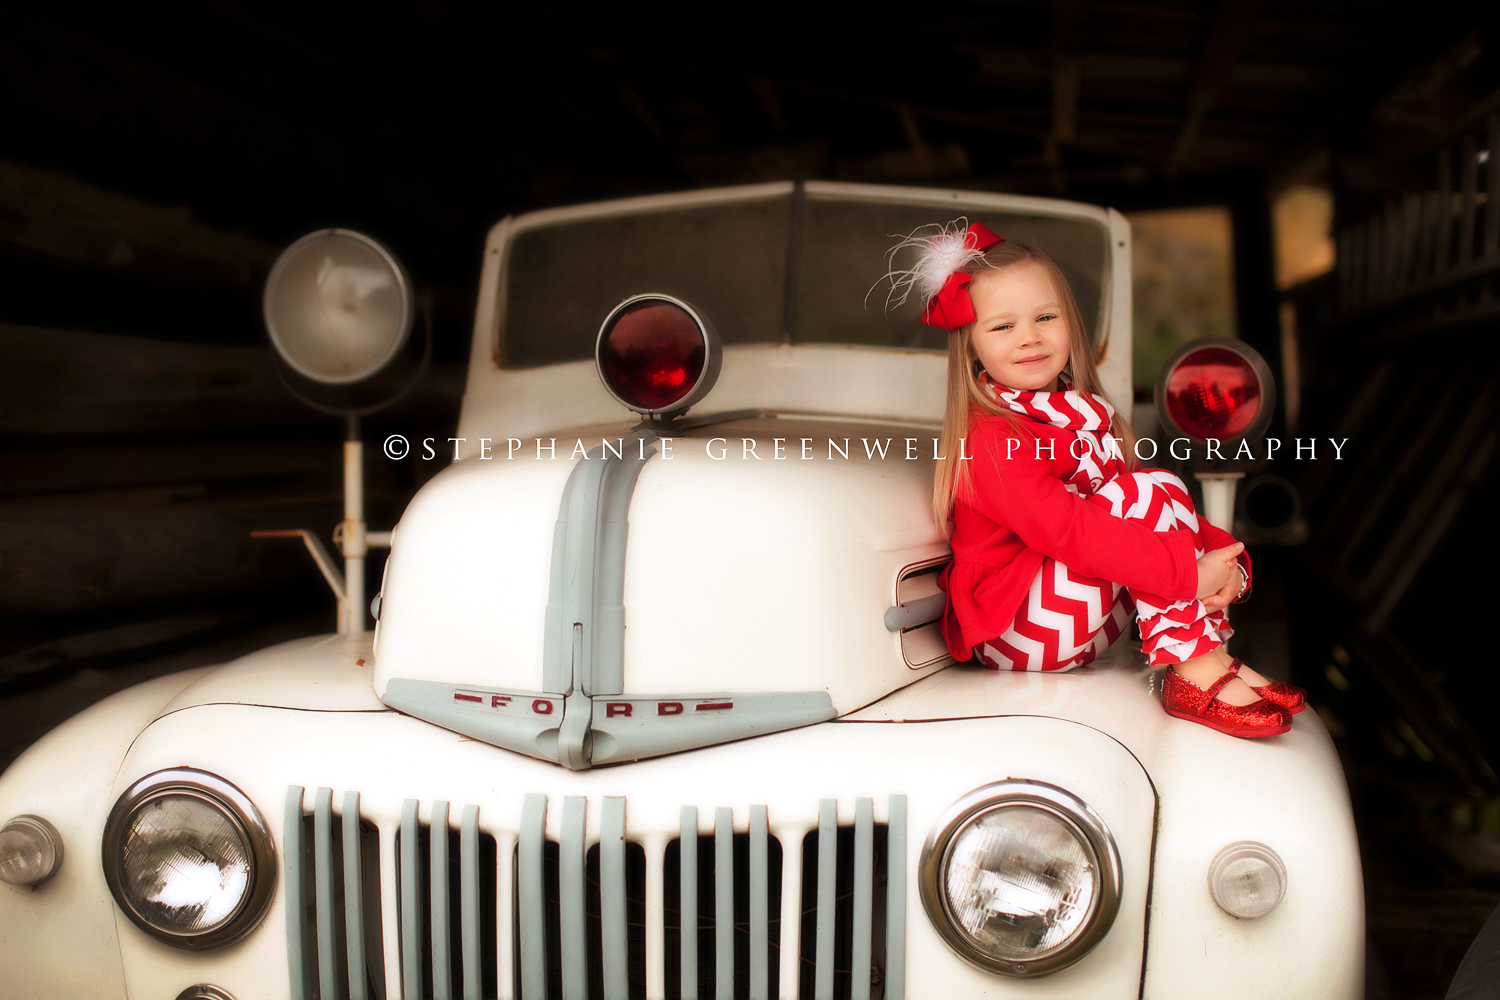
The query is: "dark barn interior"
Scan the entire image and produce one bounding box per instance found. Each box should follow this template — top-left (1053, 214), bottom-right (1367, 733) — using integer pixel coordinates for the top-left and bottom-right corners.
top-left (2, 3), bottom-right (1499, 996)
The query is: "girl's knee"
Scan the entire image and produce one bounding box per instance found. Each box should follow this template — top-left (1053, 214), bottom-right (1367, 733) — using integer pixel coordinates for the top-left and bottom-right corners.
top-left (1090, 470), bottom-right (1196, 529)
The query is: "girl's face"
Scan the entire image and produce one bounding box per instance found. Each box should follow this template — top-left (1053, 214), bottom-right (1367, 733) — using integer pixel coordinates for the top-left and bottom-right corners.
top-left (967, 262), bottom-right (1072, 391)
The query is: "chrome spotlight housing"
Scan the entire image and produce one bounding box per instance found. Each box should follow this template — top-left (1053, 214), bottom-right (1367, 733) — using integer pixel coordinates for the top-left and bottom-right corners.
top-left (918, 779), bottom-right (1122, 977)
top-left (102, 769), bottom-right (276, 949)
top-left (263, 228), bottom-right (414, 385)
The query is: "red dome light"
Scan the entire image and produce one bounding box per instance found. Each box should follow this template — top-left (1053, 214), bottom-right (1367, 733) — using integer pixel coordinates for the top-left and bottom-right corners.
top-left (597, 297), bottom-right (719, 415)
top-left (1164, 347), bottom-right (1262, 440)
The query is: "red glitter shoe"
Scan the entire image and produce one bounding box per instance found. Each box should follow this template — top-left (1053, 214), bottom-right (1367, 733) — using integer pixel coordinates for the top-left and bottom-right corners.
top-left (1228, 658), bottom-right (1306, 715)
top-left (1161, 667), bottom-right (1291, 738)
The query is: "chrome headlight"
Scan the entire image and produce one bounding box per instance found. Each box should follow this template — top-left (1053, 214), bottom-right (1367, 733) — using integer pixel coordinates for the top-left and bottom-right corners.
top-left (102, 769), bottom-right (276, 949)
top-left (918, 780), bottom-right (1122, 977)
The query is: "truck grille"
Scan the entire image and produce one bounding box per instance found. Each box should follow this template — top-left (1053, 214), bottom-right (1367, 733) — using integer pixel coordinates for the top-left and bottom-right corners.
top-left (285, 788), bottom-right (908, 1000)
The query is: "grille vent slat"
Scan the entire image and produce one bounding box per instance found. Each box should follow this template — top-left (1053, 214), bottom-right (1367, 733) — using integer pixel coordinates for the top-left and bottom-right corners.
top-left (714, 808), bottom-right (734, 1000)
top-left (850, 800), bottom-right (873, 1000)
top-left (287, 789), bottom-right (905, 999)
top-left (885, 796), bottom-right (907, 1000)
top-left (496, 831), bottom-right (519, 999)
top-left (600, 798), bottom-right (630, 1000)
top-left (560, 797), bottom-right (589, 1000)
top-left (315, 788), bottom-right (344, 1000)
top-left (344, 792), bottom-right (371, 1000)
top-left (431, 800), bottom-right (453, 1000)
top-left (401, 799), bottom-right (422, 1000)
top-left (520, 794), bottom-right (549, 999)
top-left (748, 806), bottom-right (769, 1000)
top-left (461, 805), bottom-right (483, 1000)
top-left (814, 799), bottom-right (838, 1000)
top-left (679, 806), bottom-right (698, 1000)
top-left (286, 786), bottom-right (313, 1000)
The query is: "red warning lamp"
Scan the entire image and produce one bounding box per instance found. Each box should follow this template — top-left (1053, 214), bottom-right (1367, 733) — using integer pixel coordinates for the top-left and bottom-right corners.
top-left (1155, 339), bottom-right (1275, 444)
top-left (596, 294), bottom-right (721, 418)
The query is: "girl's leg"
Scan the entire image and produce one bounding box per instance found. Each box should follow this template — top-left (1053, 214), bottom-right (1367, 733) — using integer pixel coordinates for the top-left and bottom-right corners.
top-left (1087, 471), bottom-right (1264, 705)
top-left (976, 558), bottom-right (1135, 671)
top-left (1088, 470), bottom-right (1230, 657)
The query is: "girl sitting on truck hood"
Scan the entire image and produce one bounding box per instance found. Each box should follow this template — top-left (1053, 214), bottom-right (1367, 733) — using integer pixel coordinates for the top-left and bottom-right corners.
top-left (883, 220), bottom-right (1306, 738)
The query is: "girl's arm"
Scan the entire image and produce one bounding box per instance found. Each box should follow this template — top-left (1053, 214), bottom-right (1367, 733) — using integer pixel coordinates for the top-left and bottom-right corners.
top-left (965, 421), bottom-right (1200, 601)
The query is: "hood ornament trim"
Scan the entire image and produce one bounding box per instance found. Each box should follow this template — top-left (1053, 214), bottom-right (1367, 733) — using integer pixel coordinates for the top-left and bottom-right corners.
top-left (381, 679), bottom-right (835, 766)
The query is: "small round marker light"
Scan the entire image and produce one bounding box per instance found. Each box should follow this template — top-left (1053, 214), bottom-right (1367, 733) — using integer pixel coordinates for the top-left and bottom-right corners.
top-left (596, 294), bottom-right (721, 418)
top-left (1208, 841), bottom-right (1286, 918)
top-left (263, 229), bottom-right (414, 385)
top-left (0, 814), bottom-right (63, 886)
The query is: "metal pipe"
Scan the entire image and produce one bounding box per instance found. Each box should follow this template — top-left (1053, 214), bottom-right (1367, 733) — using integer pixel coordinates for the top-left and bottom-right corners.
top-left (343, 419), bottom-right (368, 634)
top-left (1196, 472), bottom-right (1243, 532)
top-left (250, 530), bottom-right (345, 603)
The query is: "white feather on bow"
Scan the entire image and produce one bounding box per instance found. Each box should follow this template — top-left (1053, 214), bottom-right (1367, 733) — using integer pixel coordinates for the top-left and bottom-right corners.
top-left (874, 217), bottom-right (989, 312)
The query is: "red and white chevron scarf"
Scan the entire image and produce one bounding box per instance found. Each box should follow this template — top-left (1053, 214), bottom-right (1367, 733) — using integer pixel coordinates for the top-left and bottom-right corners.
top-left (982, 374), bottom-right (1127, 494)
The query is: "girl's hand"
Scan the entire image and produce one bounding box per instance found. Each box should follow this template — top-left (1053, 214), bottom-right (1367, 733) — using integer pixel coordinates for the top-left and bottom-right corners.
top-left (1196, 543), bottom-right (1245, 603)
top-left (1201, 563), bottom-right (1245, 611)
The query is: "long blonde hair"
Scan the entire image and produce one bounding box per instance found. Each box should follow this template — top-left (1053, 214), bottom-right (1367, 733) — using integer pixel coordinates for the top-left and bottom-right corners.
top-left (931, 242), bottom-right (1136, 532)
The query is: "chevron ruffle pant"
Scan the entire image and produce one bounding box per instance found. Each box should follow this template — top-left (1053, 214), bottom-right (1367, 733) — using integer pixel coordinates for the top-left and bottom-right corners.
top-left (974, 470), bottom-right (1231, 672)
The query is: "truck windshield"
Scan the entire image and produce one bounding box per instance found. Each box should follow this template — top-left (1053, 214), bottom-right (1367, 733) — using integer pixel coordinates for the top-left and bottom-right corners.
top-left (500, 187), bottom-right (1109, 368)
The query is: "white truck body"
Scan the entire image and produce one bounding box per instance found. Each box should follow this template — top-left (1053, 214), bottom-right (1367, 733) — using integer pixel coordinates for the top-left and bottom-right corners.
top-left (0, 182), bottom-right (1361, 999)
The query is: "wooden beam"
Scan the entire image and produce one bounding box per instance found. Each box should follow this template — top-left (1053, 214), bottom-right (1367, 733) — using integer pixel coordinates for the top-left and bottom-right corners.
top-left (749, 78), bottom-right (788, 133)
top-left (1166, 0), bottom-right (1264, 178)
top-left (895, 106), bottom-right (939, 175)
top-left (618, 83), bottom-right (666, 143)
top-left (0, 159), bottom-right (276, 286)
top-left (1050, 0), bottom-right (1087, 144)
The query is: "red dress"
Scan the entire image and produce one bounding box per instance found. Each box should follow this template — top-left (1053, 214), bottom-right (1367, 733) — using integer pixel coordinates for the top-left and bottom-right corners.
top-left (938, 409), bottom-right (1250, 664)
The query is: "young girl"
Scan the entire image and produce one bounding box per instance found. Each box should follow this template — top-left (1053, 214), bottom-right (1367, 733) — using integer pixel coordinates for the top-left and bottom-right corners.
top-left (886, 220), bottom-right (1306, 738)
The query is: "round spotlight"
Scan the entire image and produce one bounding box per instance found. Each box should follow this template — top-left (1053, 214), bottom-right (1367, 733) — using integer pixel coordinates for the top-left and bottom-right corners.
top-left (1208, 841), bottom-right (1286, 919)
top-left (919, 780), bottom-right (1122, 977)
top-left (0, 814), bottom-right (64, 886)
top-left (1155, 338), bottom-right (1275, 444)
top-left (595, 294), bottom-right (721, 418)
top-left (102, 769), bottom-right (276, 949)
top-left (264, 229), bottom-right (413, 384)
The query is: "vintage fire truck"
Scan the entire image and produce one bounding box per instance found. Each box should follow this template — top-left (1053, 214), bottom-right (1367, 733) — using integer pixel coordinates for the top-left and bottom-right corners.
top-left (0, 182), bottom-right (1361, 999)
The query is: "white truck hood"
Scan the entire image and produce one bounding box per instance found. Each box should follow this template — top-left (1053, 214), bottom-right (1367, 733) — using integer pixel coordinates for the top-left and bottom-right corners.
top-left (370, 416), bottom-right (954, 767)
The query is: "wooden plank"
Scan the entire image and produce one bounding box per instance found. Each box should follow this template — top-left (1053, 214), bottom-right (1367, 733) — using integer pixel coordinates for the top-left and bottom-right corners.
top-left (1435, 148), bottom-right (1454, 274)
top-left (1459, 134), bottom-right (1478, 266)
top-left (0, 324), bottom-right (463, 436)
top-left (1397, 194), bottom-right (1421, 290)
top-left (0, 158), bottom-right (276, 282)
top-left (1487, 115), bottom-right (1500, 259)
top-left (1415, 191), bottom-right (1439, 284)
top-left (1337, 227), bottom-right (1353, 312)
top-left (1365, 213), bottom-right (1383, 303)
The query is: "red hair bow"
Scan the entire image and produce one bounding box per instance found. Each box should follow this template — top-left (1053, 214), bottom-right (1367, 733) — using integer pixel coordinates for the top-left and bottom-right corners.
top-left (921, 222), bottom-right (1005, 331)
